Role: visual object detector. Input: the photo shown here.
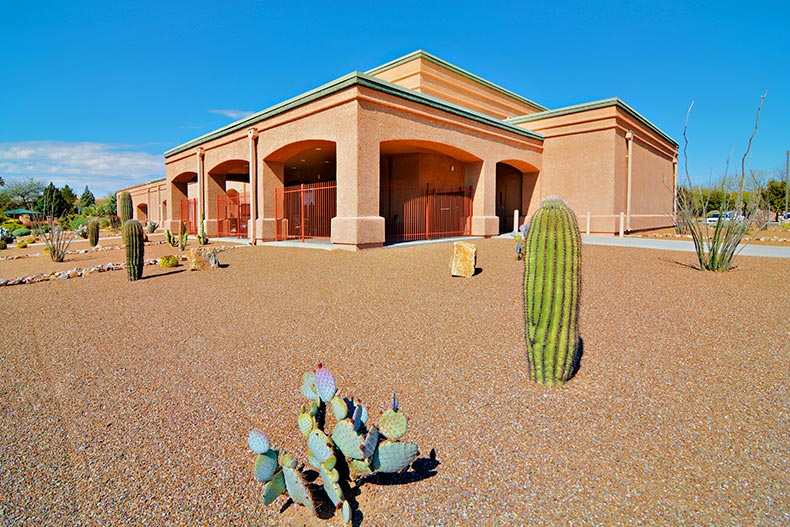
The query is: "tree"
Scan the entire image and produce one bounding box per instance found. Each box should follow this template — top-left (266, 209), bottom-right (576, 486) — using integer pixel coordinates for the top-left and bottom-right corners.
top-left (80, 185), bottom-right (96, 211)
top-left (105, 193), bottom-right (117, 215)
top-left (5, 177), bottom-right (44, 209)
top-left (36, 182), bottom-right (69, 217)
top-left (60, 184), bottom-right (78, 212)
top-left (0, 176), bottom-right (4, 186)
top-left (762, 180), bottom-right (787, 220)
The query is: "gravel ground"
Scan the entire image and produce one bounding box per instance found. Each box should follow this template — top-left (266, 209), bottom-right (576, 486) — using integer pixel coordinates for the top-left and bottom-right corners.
top-left (1, 237), bottom-right (788, 526)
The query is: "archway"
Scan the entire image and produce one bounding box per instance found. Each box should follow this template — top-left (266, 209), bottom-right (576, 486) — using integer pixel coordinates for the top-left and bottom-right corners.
top-left (172, 171), bottom-right (197, 234)
top-left (206, 159), bottom-right (250, 238)
top-left (136, 203), bottom-right (148, 223)
top-left (380, 140), bottom-right (478, 242)
top-left (265, 140), bottom-right (337, 241)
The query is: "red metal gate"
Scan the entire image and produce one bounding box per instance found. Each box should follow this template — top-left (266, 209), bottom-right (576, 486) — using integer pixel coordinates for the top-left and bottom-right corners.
top-left (381, 182), bottom-right (472, 242)
top-left (217, 194), bottom-right (250, 238)
top-left (274, 182), bottom-right (337, 241)
top-left (179, 198), bottom-right (198, 234)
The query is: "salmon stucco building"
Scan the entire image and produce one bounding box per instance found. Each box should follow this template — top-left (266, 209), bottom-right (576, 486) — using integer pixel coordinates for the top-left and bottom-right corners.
top-left (119, 50), bottom-right (679, 249)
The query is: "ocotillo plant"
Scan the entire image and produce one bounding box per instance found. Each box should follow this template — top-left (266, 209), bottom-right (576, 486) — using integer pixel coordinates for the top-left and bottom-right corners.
top-left (119, 191), bottom-right (133, 225)
top-left (88, 219), bottom-right (99, 247)
top-left (124, 219), bottom-right (145, 281)
top-left (524, 197), bottom-right (582, 386)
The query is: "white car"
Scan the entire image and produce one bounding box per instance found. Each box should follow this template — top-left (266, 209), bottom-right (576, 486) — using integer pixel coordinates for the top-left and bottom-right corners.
top-left (705, 213), bottom-right (721, 225)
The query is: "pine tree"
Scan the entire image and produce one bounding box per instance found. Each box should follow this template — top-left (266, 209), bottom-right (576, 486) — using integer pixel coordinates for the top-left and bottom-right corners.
top-left (80, 185), bottom-right (96, 210)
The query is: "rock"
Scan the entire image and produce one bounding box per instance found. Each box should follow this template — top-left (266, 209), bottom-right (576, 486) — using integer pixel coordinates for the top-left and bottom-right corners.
top-left (450, 241), bottom-right (477, 278)
top-left (187, 248), bottom-right (221, 271)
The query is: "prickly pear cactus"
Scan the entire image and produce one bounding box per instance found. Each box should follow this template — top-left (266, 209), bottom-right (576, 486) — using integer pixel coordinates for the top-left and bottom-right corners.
top-left (123, 219), bottom-right (145, 281)
top-left (248, 364), bottom-right (421, 524)
top-left (524, 197), bottom-right (582, 386)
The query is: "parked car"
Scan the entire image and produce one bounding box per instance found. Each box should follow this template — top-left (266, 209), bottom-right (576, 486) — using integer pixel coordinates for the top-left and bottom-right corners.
top-left (780, 212), bottom-right (790, 223)
top-left (705, 213), bottom-right (721, 225)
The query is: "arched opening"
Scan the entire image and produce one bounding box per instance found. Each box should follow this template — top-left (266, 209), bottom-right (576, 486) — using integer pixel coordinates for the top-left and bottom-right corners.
top-left (265, 140), bottom-right (337, 241)
top-left (172, 171), bottom-right (197, 234)
top-left (136, 203), bottom-right (148, 223)
top-left (207, 159), bottom-right (251, 238)
top-left (496, 160), bottom-right (539, 233)
top-left (380, 140), bottom-right (478, 243)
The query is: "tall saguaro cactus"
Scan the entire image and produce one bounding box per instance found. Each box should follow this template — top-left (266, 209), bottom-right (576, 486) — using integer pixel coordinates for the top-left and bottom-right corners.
top-left (124, 219), bottom-right (145, 281)
top-left (88, 219), bottom-right (99, 247)
top-left (119, 191), bottom-right (133, 225)
top-left (524, 197), bottom-right (582, 386)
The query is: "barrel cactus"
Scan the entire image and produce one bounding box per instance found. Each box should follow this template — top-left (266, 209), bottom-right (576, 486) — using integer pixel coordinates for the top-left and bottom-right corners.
top-left (524, 197), bottom-right (582, 386)
top-left (249, 364), bottom-right (420, 523)
top-left (88, 219), bottom-right (99, 247)
top-left (119, 191), bottom-right (133, 225)
top-left (124, 219), bottom-right (145, 281)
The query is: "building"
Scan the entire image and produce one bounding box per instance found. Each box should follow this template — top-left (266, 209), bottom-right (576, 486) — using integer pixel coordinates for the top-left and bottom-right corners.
top-left (118, 50), bottom-right (678, 248)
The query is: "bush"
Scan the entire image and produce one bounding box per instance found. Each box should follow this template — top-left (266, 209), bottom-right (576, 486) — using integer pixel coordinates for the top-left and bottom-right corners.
top-left (12, 227), bottom-right (31, 237)
top-left (70, 216), bottom-right (89, 231)
top-left (0, 240), bottom-right (6, 250)
top-left (34, 224), bottom-right (51, 235)
top-left (1, 219), bottom-right (22, 231)
top-left (16, 240), bottom-right (29, 249)
top-left (159, 255), bottom-right (179, 268)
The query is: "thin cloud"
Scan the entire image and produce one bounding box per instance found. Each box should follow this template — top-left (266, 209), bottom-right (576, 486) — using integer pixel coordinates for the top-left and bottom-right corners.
top-left (0, 141), bottom-right (164, 198)
top-left (209, 109), bottom-right (255, 120)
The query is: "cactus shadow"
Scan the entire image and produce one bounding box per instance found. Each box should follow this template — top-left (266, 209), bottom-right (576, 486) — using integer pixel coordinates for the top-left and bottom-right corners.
top-left (139, 269), bottom-right (187, 280)
top-left (473, 267), bottom-right (483, 276)
top-left (568, 337), bottom-right (584, 381)
top-left (362, 448), bottom-right (440, 486)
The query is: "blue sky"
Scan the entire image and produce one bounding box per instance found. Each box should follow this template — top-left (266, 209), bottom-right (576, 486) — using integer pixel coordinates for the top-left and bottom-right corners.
top-left (1, 0), bottom-right (787, 198)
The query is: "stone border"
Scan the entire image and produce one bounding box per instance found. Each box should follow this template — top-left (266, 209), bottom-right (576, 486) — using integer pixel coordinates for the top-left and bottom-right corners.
top-left (0, 246), bottom-right (237, 286)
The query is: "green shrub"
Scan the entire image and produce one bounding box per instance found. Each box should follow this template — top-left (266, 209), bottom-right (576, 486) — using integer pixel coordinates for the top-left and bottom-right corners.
top-left (2, 219), bottom-right (22, 231)
top-left (33, 224), bottom-right (51, 235)
top-left (0, 240), bottom-right (6, 250)
top-left (12, 227), bottom-right (31, 237)
top-left (16, 240), bottom-right (29, 249)
top-left (70, 216), bottom-right (89, 231)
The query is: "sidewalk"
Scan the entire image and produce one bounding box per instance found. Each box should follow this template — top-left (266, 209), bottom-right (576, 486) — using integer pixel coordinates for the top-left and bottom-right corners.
top-left (582, 235), bottom-right (790, 259)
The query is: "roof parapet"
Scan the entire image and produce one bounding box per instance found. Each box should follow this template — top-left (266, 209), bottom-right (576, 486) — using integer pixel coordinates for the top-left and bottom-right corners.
top-left (165, 71), bottom-right (543, 158)
top-left (507, 98), bottom-right (678, 147)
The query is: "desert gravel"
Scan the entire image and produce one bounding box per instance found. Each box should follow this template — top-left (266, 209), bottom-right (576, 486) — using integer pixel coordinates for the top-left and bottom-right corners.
top-left (0, 237), bottom-right (788, 526)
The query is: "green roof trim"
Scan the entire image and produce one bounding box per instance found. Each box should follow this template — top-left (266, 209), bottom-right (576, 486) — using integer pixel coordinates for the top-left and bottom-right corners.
top-left (367, 50), bottom-right (549, 112)
top-left (507, 98), bottom-right (678, 147)
top-left (165, 70), bottom-right (543, 158)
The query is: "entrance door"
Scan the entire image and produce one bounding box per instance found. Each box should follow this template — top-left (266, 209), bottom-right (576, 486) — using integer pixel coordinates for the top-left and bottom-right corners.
top-left (496, 168), bottom-right (523, 233)
top-left (274, 182), bottom-right (337, 241)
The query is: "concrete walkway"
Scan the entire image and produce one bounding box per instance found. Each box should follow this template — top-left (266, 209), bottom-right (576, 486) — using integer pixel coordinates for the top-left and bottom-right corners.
top-left (582, 235), bottom-right (790, 259)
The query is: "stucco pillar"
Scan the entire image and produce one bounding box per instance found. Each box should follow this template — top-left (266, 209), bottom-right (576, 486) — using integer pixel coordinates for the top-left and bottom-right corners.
top-left (467, 160), bottom-right (499, 237)
top-left (196, 147), bottom-right (205, 234)
top-left (259, 160), bottom-right (283, 240)
top-left (247, 128), bottom-right (259, 244)
top-left (331, 110), bottom-right (385, 249)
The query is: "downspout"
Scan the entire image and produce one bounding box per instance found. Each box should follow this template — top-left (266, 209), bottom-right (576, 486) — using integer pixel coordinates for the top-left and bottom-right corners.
top-left (248, 127), bottom-right (259, 245)
top-left (625, 131), bottom-right (634, 233)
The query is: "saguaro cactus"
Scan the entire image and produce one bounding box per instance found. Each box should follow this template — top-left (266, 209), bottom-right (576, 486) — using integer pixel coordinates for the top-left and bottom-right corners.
top-left (88, 219), bottom-right (99, 247)
top-left (524, 197), bottom-right (582, 386)
top-left (124, 219), bottom-right (145, 281)
top-left (119, 191), bottom-right (133, 224)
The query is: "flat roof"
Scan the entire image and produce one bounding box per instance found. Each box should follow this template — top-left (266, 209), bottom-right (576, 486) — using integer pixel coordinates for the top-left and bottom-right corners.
top-left (165, 70), bottom-right (544, 158)
top-left (507, 98), bottom-right (678, 147)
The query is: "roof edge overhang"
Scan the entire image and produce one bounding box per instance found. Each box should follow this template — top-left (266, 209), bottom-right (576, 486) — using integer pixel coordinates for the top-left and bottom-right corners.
top-left (367, 50), bottom-right (549, 113)
top-left (507, 98), bottom-right (678, 147)
top-left (165, 71), bottom-right (543, 158)
top-left (116, 177), bottom-right (167, 194)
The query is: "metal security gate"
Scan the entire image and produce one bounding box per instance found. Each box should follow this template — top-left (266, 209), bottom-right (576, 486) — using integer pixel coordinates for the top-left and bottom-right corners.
top-left (381, 182), bottom-right (472, 242)
top-left (274, 182), bottom-right (337, 241)
top-left (179, 198), bottom-right (198, 234)
top-left (216, 194), bottom-right (250, 238)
